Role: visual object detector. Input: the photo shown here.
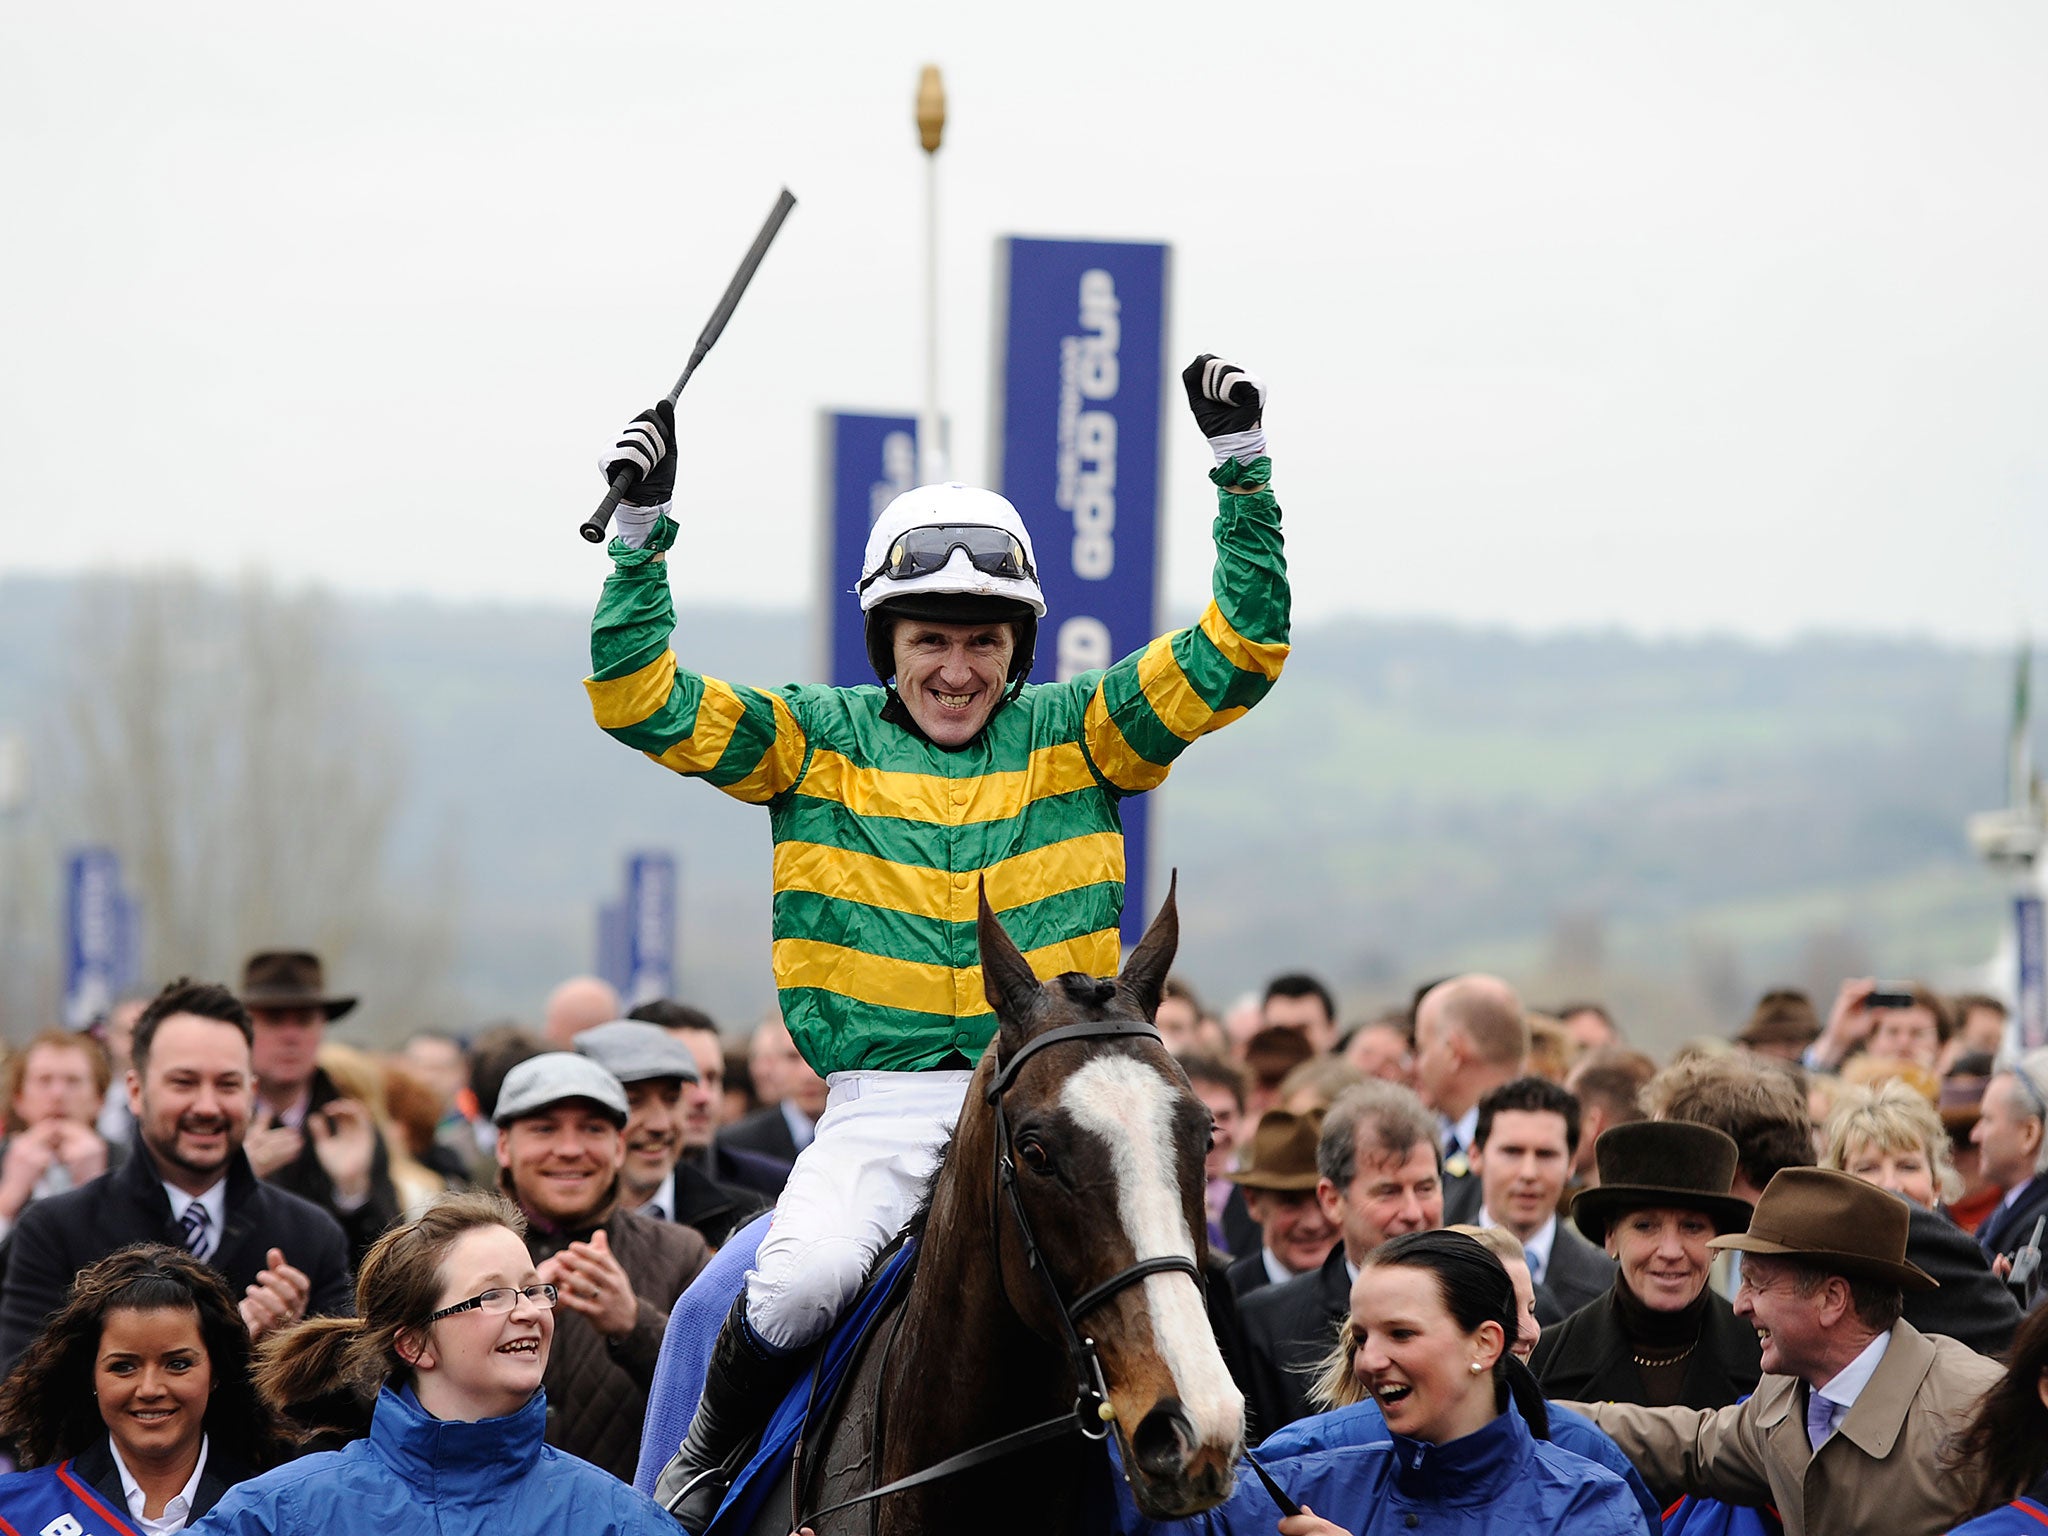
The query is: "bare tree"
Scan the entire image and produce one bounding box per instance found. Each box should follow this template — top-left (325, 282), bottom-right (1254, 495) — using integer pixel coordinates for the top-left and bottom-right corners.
top-left (42, 573), bottom-right (455, 1037)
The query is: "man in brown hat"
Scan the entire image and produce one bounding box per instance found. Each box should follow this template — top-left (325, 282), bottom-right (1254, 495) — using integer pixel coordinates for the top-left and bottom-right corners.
top-left (1564, 1167), bottom-right (2003, 1536)
top-left (239, 949), bottom-right (399, 1262)
top-left (1224, 1108), bottom-right (1338, 1298)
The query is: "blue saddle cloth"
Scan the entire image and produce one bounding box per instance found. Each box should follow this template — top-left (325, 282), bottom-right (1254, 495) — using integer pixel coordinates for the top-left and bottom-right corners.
top-left (706, 1238), bottom-right (922, 1536)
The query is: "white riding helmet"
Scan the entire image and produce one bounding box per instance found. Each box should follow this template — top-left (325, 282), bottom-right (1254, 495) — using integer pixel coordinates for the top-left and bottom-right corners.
top-left (858, 484), bottom-right (1047, 692)
top-left (858, 484), bottom-right (1047, 617)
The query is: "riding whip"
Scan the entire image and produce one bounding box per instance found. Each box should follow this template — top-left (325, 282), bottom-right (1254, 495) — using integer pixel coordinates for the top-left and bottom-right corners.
top-left (578, 186), bottom-right (798, 543)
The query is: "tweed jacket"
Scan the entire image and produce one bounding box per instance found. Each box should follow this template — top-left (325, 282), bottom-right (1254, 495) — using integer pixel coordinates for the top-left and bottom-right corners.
top-left (1568, 1320), bottom-right (2002, 1536)
top-left (523, 1200), bottom-right (710, 1483)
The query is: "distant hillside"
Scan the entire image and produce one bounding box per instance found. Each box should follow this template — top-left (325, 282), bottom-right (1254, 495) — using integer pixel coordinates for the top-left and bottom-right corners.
top-left (0, 574), bottom-right (2035, 1052)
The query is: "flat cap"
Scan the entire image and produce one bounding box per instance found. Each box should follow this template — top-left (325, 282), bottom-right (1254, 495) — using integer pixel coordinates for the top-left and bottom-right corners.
top-left (574, 1019), bottom-right (701, 1085)
top-left (492, 1052), bottom-right (629, 1128)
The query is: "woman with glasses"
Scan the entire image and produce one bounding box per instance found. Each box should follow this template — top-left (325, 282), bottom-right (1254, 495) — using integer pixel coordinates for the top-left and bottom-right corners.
top-left (0, 1244), bottom-right (292, 1533)
top-left (190, 1190), bottom-right (677, 1535)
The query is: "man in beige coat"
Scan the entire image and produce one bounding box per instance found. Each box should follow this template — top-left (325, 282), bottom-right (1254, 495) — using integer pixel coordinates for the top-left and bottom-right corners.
top-left (1563, 1167), bottom-right (2001, 1536)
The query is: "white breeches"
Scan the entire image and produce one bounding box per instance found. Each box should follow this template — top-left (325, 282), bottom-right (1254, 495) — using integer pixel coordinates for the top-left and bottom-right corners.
top-left (743, 1069), bottom-right (972, 1352)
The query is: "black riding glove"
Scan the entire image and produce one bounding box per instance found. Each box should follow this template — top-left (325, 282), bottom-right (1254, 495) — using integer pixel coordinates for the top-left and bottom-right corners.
top-left (597, 400), bottom-right (677, 547)
top-left (1181, 354), bottom-right (1267, 467)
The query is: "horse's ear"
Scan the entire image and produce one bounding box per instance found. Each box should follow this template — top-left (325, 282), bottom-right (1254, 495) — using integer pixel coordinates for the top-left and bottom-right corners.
top-left (978, 880), bottom-right (1041, 1049)
top-left (1119, 870), bottom-right (1179, 1022)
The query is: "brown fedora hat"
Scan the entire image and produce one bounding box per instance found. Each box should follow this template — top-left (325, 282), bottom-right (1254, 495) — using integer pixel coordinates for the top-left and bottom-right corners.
top-left (1572, 1121), bottom-right (1754, 1244)
top-left (240, 950), bottom-right (356, 1022)
top-left (1227, 1108), bottom-right (1324, 1193)
top-left (1707, 1166), bottom-right (1937, 1290)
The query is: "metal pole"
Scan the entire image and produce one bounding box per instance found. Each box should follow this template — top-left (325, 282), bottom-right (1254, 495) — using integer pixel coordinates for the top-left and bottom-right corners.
top-left (916, 65), bottom-right (947, 484)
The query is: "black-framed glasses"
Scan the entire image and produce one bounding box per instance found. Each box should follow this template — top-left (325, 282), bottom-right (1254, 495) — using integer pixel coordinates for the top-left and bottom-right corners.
top-left (857, 524), bottom-right (1035, 592)
top-left (427, 1284), bottom-right (558, 1323)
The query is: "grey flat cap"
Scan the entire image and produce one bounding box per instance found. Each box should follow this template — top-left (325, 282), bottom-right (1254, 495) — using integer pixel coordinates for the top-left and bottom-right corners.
top-left (574, 1019), bottom-right (701, 1085)
top-left (493, 1052), bottom-right (629, 1127)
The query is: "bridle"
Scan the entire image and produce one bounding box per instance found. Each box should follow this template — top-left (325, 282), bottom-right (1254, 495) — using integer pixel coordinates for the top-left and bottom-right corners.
top-left (984, 1017), bottom-right (1205, 1436)
top-left (791, 1017), bottom-right (1203, 1530)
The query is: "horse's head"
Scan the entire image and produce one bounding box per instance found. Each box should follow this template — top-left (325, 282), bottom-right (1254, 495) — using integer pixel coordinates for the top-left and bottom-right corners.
top-left (976, 877), bottom-right (1244, 1518)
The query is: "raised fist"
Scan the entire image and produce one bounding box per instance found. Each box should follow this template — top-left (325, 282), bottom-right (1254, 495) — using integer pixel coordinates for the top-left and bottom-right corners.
top-left (1182, 355), bottom-right (1267, 465)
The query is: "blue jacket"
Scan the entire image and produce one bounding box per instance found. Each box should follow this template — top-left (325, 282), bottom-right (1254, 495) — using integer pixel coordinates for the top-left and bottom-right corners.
top-left (1257, 1398), bottom-right (1661, 1533)
top-left (190, 1386), bottom-right (678, 1536)
top-left (1945, 1471), bottom-right (2048, 1536)
top-left (1154, 1400), bottom-right (1648, 1536)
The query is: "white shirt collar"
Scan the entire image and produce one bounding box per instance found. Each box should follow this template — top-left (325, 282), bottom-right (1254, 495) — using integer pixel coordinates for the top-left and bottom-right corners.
top-left (1481, 1208), bottom-right (1558, 1280)
top-left (1817, 1328), bottom-right (1892, 1411)
top-left (636, 1167), bottom-right (678, 1223)
top-left (1261, 1246), bottom-right (1295, 1287)
top-left (781, 1100), bottom-right (817, 1151)
top-left (112, 1431), bottom-right (208, 1533)
top-left (1443, 1106), bottom-right (1480, 1153)
top-left (159, 1176), bottom-right (227, 1241)
top-left (2003, 1175), bottom-right (2037, 1212)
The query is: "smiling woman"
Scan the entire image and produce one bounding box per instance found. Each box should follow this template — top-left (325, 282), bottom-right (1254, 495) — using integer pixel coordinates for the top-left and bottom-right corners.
top-left (0, 1244), bottom-right (294, 1533)
top-left (190, 1190), bottom-right (679, 1536)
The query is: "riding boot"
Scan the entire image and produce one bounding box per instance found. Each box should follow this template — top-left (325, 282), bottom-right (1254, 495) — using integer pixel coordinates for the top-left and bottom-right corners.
top-left (657, 1295), bottom-right (806, 1535)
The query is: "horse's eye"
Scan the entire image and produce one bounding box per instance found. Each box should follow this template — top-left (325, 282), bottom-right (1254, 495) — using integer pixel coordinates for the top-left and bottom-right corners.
top-left (1018, 1137), bottom-right (1053, 1174)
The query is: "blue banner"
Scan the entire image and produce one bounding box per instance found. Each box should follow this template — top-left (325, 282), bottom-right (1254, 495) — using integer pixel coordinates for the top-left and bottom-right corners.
top-left (2018, 893), bottom-right (2046, 1052)
top-left (64, 846), bottom-right (128, 1027)
top-left (820, 412), bottom-right (921, 688)
top-left (625, 852), bottom-right (678, 1007)
top-left (993, 236), bottom-right (1170, 947)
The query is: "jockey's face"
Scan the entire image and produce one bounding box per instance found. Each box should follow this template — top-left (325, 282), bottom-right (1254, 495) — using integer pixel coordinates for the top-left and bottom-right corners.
top-left (891, 619), bottom-right (1016, 748)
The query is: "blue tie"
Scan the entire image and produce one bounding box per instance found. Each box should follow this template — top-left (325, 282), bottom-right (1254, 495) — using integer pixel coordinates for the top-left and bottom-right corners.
top-left (1805, 1390), bottom-right (1838, 1451)
top-left (180, 1199), bottom-right (213, 1261)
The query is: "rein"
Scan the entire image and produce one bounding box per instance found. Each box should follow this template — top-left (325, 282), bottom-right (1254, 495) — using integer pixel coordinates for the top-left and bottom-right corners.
top-left (791, 1018), bottom-right (1200, 1530)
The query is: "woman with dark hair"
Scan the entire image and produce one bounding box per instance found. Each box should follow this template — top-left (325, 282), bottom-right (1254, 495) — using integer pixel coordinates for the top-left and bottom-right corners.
top-left (1531, 1121), bottom-right (1762, 1410)
top-left (1165, 1230), bottom-right (1647, 1536)
top-left (0, 1243), bottom-right (292, 1532)
top-left (1944, 1304), bottom-right (2048, 1532)
top-left (189, 1189), bottom-right (677, 1536)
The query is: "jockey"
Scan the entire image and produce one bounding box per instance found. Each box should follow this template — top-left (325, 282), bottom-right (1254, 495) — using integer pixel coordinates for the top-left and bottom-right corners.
top-left (586, 354), bottom-right (1291, 1530)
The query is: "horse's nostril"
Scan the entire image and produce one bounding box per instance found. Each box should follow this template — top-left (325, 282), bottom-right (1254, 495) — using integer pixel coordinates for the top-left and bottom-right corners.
top-left (1131, 1402), bottom-right (1195, 1478)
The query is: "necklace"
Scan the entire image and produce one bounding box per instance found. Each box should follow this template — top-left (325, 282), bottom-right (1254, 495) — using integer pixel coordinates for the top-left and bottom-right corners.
top-left (1632, 1339), bottom-right (1698, 1368)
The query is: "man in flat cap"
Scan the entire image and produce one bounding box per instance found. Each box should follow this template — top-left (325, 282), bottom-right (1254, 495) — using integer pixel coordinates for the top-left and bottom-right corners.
top-left (238, 949), bottom-right (398, 1263)
top-left (574, 1020), bottom-right (766, 1251)
top-left (494, 1052), bottom-right (710, 1482)
top-left (1564, 1167), bottom-right (2002, 1536)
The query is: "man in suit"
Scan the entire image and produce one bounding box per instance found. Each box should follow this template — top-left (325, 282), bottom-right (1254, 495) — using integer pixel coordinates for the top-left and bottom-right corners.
top-left (1651, 1051), bottom-right (2021, 1353)
top-left (236, 949), bottom-right (401, 1265)
top-left (715, 1017), bottom-right (824, 1168)
top-left (1470, 1075), bottom-right (1615, 1323)
top-left (0, 978), bottom-right (353, 1375)
top-left (1972, 1048), bottom-right (2048, 1301)
top-left (1223, 1109), bottom-right (1338, 1298)
top-left (1565, 1168), bottom-right (2004, 1536)
top-left (1411, 975), bottom-right (1529, 1225)
top-left (1238, 1080), bottom-right (1442, 1439)
top-left (574, 1019), bottom-right (766, 1251)
top-left (629, 999), bottom-right (792, 1201)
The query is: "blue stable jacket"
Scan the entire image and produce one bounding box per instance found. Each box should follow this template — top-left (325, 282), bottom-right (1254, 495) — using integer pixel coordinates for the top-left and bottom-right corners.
top-left (1257, 1398), bottom-right (1661, 1534)
top-left (1148, 1399), bottom-right (1649, 1536)
top-left (189, 1385), bottom-right (678, 1536)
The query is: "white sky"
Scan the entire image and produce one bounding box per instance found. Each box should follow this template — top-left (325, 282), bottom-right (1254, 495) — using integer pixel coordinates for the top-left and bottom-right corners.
top-left (5, 3), bottom-right (2045, 644)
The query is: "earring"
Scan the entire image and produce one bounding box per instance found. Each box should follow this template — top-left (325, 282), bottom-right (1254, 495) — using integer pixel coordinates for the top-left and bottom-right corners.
top-left (1469, 1361), bottom-right (1484, 1374)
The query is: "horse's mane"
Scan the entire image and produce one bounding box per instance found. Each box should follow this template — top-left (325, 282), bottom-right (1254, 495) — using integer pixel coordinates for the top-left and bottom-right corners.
top-left (901, 1130), bottom-right (956, 1244)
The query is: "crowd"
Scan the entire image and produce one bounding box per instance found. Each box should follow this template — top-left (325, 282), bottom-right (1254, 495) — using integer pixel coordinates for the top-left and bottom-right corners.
top-left (0, 946), bottom-right (2039, 1534)
top-left (2, 358), bottom-right (2044, 1534)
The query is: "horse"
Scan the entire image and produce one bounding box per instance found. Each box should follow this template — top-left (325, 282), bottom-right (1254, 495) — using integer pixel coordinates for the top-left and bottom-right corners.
top-left (753, 880), bottom-right (1245, 1536)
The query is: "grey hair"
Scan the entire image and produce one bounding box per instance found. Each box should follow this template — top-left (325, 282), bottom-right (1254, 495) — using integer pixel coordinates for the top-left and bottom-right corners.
top-left (1319, 1079), bottom-right (1438, 1191)
top-left (2003, 1047), bottom-right (2048, 1178)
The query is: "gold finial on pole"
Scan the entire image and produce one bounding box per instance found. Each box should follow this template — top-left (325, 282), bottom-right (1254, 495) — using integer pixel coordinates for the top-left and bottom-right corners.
top-left (916, 65), bottom-right (946, 154)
